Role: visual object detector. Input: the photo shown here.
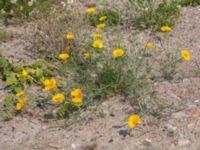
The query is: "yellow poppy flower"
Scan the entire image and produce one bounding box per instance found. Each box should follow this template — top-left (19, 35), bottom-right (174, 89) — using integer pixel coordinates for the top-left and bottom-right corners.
top-left (92, 40), bottom-right (104, 49)
top-left (22, 70), bottom-right (29, 77)
top-left (128, 114), bottom-right (142, 128)
top-left (52, 93), bottom-right (65, 103)
top-left (86, 7), bottom-right (96, 14)
top-left (146, 42), bottom-right (153, 49)
top-left (83, 52), bottom-right (91, 59)
top-left (16, 97), bottom-right (27, 111)
top-left (181, 50), bottom-right (191, 61)
top-left (71, 88), bottom-right (83, 98)
top-left (113, 48), bottom-right (124, 57)
top-left (72, 97), bottom-right (83, 107)
top-left (65, 34), bottom-right (74, 40)
top-left (16, 102), bottom-right (23, 110)
top-left (18, 97), bottom-right (28, 104)
top-left (44, 79), bottom-right (57, 92)
top-left (99, 16), bottom-right (107, 21)
top-left (17, 70), bottom-right (29, 78)
top-left (59, 53), bottom-right (70, 60)
top-left (93, 33), bottom-right (102, 39)
top-left (96, 23), bottom-right (106, 29)
top-left (16, 91), bottom-right (25, 97)
top-left (161, 26), bottom-right (172, 32)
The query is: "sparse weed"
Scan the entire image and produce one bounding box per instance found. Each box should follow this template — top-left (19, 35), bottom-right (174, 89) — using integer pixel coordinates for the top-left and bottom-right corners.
top-left (30, 5), bottom-right (86, 58)
top-left (159, 53), bottom-right (182, 80)
top-left (151, 53), bottom-right (183, 81)
top-left (0, 29), bottom-right (14, 42)
top-left (30, 18), bottom-right (67, 57)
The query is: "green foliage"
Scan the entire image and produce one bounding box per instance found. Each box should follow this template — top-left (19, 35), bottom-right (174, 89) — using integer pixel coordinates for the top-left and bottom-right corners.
top-left (3, 96), bottom-right (13, 121)
top-left (154, 1), bottom-right (180, 28)
top-left (14, 86), bottom-right (22, 93)
top-left (5, 73), bottom-right (17, 86)
top-left (179, 0), bottom-right (200, 6)
top-left (57, 102), bottom-right (74, 118)
top-left (0, 58), bottom-right (14, 80)
top-left (89, 9), bottom-right (120, 26)
top-left (4, 95), bottom-right (13, 109)
top-left (127, 0), bottom-right (180, 30)
top-left (0, 57), bottom-right (53, 89)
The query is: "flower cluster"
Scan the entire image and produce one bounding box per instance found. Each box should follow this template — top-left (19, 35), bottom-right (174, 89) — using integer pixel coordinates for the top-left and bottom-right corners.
top-left (43, 78), bottom-right (84, 107)
top-left (71, 88), bottom-right (83, 107)
top-left (3, 2), bottom-right (193, 130)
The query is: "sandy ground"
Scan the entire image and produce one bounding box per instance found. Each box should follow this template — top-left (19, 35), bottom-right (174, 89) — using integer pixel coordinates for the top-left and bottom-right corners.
top-left (0, 5), bottom-right (200, 150)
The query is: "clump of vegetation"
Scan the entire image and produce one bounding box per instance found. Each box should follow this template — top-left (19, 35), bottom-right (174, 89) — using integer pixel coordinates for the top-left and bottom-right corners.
top-left (127, 0), bottom-right (180, 30)
top-left (0, 57), bottom-right (53, 89)
top-left (69, 47), bottom-right (153, 101)
top-left (151, 53), bottom-right (183, 81)
top-left (159, 53), bottom-right (182, 80)
top-left (179, 0), bottom-right (200, 6)
top-left (89, 9), bottom-right (120, 27)
top-left (30, 4), bottom-right (86, 58)
top-left (53, 41), bottom-right (157, 119)
top-left (0, 29), bottom-right (14, 42)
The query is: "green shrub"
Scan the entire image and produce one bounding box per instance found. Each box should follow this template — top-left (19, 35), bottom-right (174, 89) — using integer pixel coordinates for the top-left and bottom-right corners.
top-left (89, 9), bottom-right (120, 27)
top-left (61, 43), bottom-right (155, 114)
top-left (154, 1), bottom-right (180, 28)
top-left (127, 0), bottom-right (180, 30)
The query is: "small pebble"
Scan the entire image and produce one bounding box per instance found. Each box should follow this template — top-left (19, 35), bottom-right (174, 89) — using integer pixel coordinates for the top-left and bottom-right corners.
top-left (172, 111), bottom-right (187, 119)
top-left (71, 143), bottom-right (76, 149)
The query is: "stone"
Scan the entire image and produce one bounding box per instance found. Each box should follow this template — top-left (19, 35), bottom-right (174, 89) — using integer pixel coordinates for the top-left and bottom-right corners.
top-left (172, 111), bottom-right (187, 119)
top-left (178, 139), bottom-right (190, 146)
